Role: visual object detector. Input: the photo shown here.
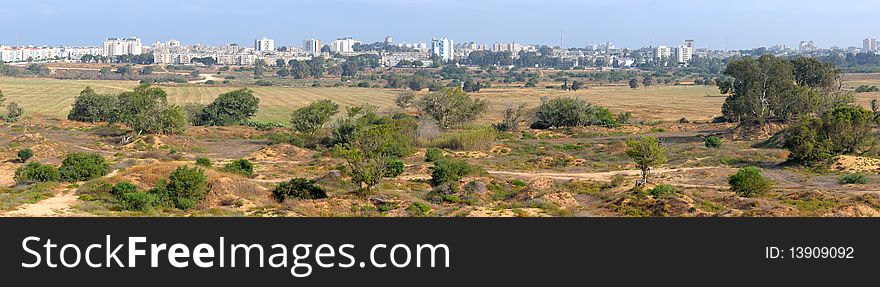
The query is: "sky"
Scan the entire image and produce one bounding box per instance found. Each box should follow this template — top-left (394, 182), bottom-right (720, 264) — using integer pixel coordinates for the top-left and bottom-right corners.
top-left (0, 0), bottom-right (878, 50)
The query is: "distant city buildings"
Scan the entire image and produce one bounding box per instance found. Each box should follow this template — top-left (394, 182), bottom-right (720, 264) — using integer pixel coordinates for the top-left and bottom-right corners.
top-left (864, 37), bottom-right (877, 52)
top-left (799, 40), bottom-right (817, 52)
top-left (103, 37), bottom-right (142, 57)
top-left (331, 37), bottom-right (360, 53)
top-left (304, 38), bottom-right (322, 55)
top-left (384, 36), bottom-right (393, 45)
top-left (254, 37), bottom-right (275, 52)
top-left (431, 37), bottom-right (454, 61)
top-left (655, 46), bottom-right (671, 59)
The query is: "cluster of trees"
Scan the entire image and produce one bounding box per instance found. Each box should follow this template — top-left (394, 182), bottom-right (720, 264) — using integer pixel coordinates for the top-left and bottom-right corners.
top-left (718, 55), bottom-right (850, 124)
top-left (784, 105), bottom-right (875, 164)
top-left (110, 165), bottom-right (208, 211)
top-left (278, 58), bottom-right (326, 79)
top-left (15, 152), bottom-right (109, 184)
top-left (69, 86), bottom-right (261, 136)
top-left (68, 85), bottom-right (187, 137)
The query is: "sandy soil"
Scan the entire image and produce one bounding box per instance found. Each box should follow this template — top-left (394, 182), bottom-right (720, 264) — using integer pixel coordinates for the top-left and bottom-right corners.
top-left (2, 190), bottom-right (81, 217)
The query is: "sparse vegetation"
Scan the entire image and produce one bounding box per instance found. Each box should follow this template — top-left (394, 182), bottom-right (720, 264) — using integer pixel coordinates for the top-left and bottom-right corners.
top-left (59, 152), bottom-right (110, 182)
top-left (272, 178), bottom-right (328, 202)
top-left (222, 159), bottom-right (255, 177)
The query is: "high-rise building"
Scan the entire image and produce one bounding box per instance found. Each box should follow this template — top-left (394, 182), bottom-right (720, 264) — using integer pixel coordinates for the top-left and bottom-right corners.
top-left (655, 46), bottom-right (671, 59)
top-left (103, 37), bottom-right (142, 57)
top-left (331, 37), bottom-right (360, 53)
top-left (431, 37), bottom-right (454, 61)
top-left (304, 38), bottom-right (322, 55)
top-left (254, 37), bottom-right (275, 52)
top-left (864, 38), bottom-right (877, 52)
top-left (675, 45), bottom-right (694, 63)
top-left (384, 36), bottom-right (393, 45)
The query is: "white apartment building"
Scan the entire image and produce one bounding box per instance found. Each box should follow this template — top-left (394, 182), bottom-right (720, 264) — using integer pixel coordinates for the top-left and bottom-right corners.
top-left (331, 37), bottom-right (360, 53)
top-left (864, 38), bottom-right (877, 52)
top-left (431, 37), bottom-right (454, 61)
top-left (255, 37), bottom-right (275, 52)
top-left (103, 37), bottom-right (143, 57)
top-left (304, 38), bottom-right (322, 55)
top-left (655, 46), bottom-right (671, 59)
top-left (1, 46), bottom-right (62, 62)
top-left (675, 45), bottom-right (694, 63)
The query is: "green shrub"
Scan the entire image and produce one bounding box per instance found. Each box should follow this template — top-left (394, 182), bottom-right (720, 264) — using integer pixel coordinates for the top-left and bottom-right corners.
top-left (430, 159), bottom-right (476, 186)
top-left (14, 162), bottom-right (61, 183)
top-left (425, 148), bottom-right (444, 162)
top-left (531, 97), bottom-right (617, 128)
top-left (272, 178), bottom-right (328, 202)
top-left (838, 173), bottom-right (869, 185)
top-left (384, 159), bottom-right (405, 177)
top-left (728, 166), bottom-right (772, 197)
top-left (195, 157), bottom-right (212, 167)
top-left (704, 136), bottom-right (722, 148)
top-left (17, 148), bottom-right (33, 162)
top-left (154, 166), bottom-right (208, 210)
top-left (59, 152), bottom-right (110, 182)
top-left (222, 159), bottom-right (254, 177)
top-left (120, 192), bottom-right (158, 211)
top-left (407, 202), bottom-right (432, 217)
top-left (649, 184), bottom-right (679, 198)
top-left (110, 181), bottom-right (138, 197)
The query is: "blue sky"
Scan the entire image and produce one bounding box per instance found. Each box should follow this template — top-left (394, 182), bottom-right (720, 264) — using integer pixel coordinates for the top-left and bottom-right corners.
top-left (1, 0), bottom-right (878, 49)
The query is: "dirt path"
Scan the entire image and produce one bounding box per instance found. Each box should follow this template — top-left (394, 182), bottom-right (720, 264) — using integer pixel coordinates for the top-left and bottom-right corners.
top-left (2, 189), bottom-right (81, 217)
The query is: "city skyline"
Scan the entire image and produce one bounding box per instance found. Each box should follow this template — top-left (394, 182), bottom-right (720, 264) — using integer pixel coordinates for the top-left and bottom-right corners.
top-left (1, 0), bottom-right (878, 50)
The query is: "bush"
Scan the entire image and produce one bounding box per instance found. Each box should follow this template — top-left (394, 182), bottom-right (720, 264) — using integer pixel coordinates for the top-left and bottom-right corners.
top-left (155, 166), bottom-right (208, 209)
top-left (120, 192), bottom-right (158, 211)
top-left (704, 136), bottom-right (722, 148)
top-left (58, 152), bottom-right (110, 182)
top-left (272, 178), bottom-right (328, 202)
top-left (195, 157), bottom-right (212, 167)
top-left (417, 87), bottom-right (486, 129)
top-left (532, 97), bottom-right (617, 128)
top-left (649, 184), bottom-right (679, 198)
top-left (784, 106), bottom-right (874, 164)
top-left (14, 162), bottom-right (61, 183)
top-left (17, 148), bottom-right (33, 162)
top-left (110, 181), bottom-right (138, 197)
top-left (222, 159), bottom-right (255, 177)
top-left (384, 159), bottom-right (405, 177)
top-left (728, 166), bottom-right (772, 197)
top-left (838, 173), bottom-right (869, 185)
top-left (425, 148), bottom-right (444, 162)
top-left (430, 159), bottom-right (477, 186)
top-left (407, 202), bottom-right (432, 217)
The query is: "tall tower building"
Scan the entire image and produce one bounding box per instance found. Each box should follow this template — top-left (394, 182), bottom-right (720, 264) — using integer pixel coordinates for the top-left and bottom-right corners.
top-left (254, 37), bottom-right (275, 52)
top-left (304, 38), bottom-right (322, 55)
top-left (431, 37), bottom-right (454, 62)
top-left (384, 36), bottom-right (393, 46)
top-left (864, 38), bottom-right (877, 52)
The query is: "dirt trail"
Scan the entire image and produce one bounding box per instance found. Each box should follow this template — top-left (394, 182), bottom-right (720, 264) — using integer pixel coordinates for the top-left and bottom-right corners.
top-left (2, 190), bottom-right (81, 217)
top-left (487, 167), bottom-right (720, 181)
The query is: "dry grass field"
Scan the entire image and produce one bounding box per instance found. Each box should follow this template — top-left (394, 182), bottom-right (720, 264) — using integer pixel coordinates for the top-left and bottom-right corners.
top-left (1, 77), bottom-right (726, 123)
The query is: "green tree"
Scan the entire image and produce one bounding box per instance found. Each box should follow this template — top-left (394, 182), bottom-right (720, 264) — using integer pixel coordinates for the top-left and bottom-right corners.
top-left (5, 101), bottom-right (22, 122)
top-left (17, 148), bottom-right (33, 162)
top-left (394, 91), bottom-right (415, 109)
top-left (59, 152), bottom-right (110, 182)
top-left (68, 87), bottom-right (118, 123)
top-left (784, 105), bottom-right (875, 164)
top-left (334, 123), bottom-right (412, 193)
top-left (197, 89), bottom-right (260, 126)
top-left (290, 100), bottom-right (340, 134)
top-left (625, 137), bottom-right (667, 186)
top-left (115, 84), bottom-right (187, 135)
top-left (728, 166), bottom-right (772, 197)
top-left (417, 87), bottom-right (487, 129)
top-left (628, 78), bottom-right (639, 89)
top-left (642, 76), bottom-right (653, 88)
